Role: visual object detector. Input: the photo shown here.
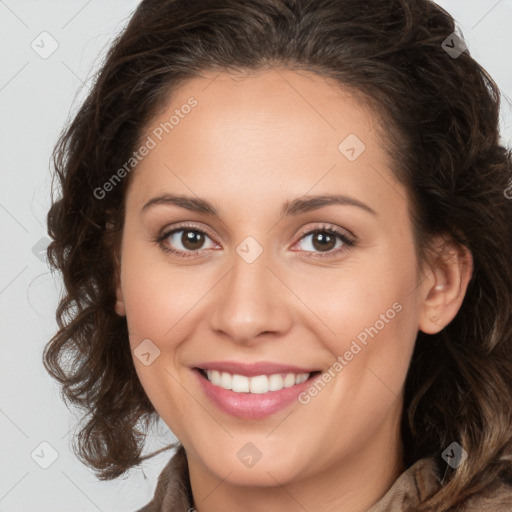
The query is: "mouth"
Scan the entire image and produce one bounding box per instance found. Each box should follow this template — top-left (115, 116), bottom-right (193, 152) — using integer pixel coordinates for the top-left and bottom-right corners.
top-left (196, 368), bottom-right (319, 393)
top-left (192, 364), bottom-right (322, 419)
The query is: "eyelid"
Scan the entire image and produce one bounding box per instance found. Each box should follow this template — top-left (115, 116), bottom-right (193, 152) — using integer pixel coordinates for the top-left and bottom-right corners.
top-left (158, 221), bottom-right (219, 244)
top-left (293, 222), bottom-right (356, 243)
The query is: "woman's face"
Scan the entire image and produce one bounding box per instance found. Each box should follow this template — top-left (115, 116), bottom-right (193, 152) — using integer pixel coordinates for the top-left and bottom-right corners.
top-left (116, 69), bottom-right (430, 490)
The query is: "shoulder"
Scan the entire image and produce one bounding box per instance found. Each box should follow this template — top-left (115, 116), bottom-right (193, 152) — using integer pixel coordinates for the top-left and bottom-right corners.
top-left (454, 477), bottom-right (512, 511)
top-left (135, 444), bottom-right (192, 512)
top-left (373, 455), bottom-right (512, 512)
top-left (420, 457), bottom-right (512, 512)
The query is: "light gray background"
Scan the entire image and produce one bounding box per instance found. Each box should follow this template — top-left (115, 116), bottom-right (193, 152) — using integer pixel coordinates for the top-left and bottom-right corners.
top-left (1, 1), bottom-right (511, 511)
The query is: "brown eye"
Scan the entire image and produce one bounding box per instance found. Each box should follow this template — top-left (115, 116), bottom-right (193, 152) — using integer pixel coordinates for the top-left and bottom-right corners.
top-left (180, 230), bottom-right (206, 251)
top-left (310, 231), bottom-right (337, 252)
top-left (158, 226), bottom-right (217, 257)
top-left (294, 225), bottom-right (356, 259)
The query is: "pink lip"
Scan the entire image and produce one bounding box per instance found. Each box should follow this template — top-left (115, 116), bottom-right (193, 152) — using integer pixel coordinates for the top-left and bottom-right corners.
top-left (193, 367), bottom-right (319, 420)
top-left (194, 360), bottom-right (317, 376)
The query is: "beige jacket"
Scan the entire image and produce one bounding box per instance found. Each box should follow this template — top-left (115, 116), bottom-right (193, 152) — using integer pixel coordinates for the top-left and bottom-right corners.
top-left (137, 444), bottom-right (512, 511)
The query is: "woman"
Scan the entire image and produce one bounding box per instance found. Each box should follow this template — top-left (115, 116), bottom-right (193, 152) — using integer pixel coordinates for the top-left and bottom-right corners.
top-left (43, 0), bottom-right (512, 510)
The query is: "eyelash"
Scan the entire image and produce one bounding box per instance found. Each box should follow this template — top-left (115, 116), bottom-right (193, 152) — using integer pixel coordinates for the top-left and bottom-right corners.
top-left (154, 222), bottom-right (357, 260)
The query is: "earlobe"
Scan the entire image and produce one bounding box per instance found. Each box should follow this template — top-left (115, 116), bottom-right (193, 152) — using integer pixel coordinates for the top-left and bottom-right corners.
top-left (418, 238), bottom-right (473, 335)
top-left (109, 229), bottom-right (126, 316)
top-left (114, 272), bottom-right (126, 316)
top-left (115, 286), bottom-right (126, 316)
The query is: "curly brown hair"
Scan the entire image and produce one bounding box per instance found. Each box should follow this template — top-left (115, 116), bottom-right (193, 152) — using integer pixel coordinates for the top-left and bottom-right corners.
top-left (43, 0), bottom-right (512, 509)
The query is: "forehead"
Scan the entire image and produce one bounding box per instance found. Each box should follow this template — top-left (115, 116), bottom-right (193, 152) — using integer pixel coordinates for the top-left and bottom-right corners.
top-left (162, 68), bottom-right (379, 141)
top-left (126, 68), bottom-right (406, 223)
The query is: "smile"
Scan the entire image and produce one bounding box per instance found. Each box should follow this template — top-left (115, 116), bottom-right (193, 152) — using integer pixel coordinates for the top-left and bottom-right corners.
top-left (193, 363), bottom-right (321, 419)
top-left (202, 369), bottom-right (310, 393)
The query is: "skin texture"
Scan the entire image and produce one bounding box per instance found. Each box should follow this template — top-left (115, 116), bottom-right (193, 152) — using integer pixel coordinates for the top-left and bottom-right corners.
top-left (114, 69), bottom-right (473, 512)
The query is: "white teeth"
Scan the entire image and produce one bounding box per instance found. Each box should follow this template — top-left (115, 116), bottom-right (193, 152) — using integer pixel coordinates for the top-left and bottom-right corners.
top-left (220, 371), bottom-right (232, 390)
top-left (283, 373), bottom-right (296, 388)
top-left (249, 375), bottom-right (269, 394)
top-left (204, 370), bottom-right (310, 393)
top-left (232, 374), bottom-right (250, 393)
top-left (295, 373), bottom-right (309, 384)
top-left (268, 374), bottom-right (283, 391)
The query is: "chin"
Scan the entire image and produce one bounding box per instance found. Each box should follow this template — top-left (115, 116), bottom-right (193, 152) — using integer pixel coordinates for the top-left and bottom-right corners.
top-left (195, 443), bottom-right (308, 488)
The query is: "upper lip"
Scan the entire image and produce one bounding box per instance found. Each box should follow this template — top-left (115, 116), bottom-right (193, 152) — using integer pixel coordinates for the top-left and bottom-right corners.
top-left (194, 361), bottom-right (318, 376)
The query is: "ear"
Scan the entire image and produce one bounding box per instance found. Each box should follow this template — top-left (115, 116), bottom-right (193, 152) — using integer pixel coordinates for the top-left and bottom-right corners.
top-left (417, 236), bottom-right (473, 334)
top-left (115, 280), bottom-right (126, 317)
top-left (107, 219), bottom-right (126, 317)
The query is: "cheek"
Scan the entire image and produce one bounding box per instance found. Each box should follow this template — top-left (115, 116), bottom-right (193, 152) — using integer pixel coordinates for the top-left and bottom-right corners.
top-left (120, 240), bottom-right (210, 344)
top-left (300, 247), bottom-right (419, 393)
top-left (298, 279), bottom-right (418, 455)
top-left (119, 242), bottom-right (199, 420)
top-left (289, 252), bottom-right (416, 348)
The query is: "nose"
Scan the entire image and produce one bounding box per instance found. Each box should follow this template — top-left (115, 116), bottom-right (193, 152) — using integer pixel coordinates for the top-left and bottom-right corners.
top-left (208, 251), bottom-right (293, 345)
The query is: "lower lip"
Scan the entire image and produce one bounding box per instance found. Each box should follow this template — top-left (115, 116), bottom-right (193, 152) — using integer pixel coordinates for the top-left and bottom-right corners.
top-left (194, 369), bottom-right (318, 419)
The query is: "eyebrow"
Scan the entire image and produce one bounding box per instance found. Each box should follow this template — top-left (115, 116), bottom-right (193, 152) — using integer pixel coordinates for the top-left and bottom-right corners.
top-left (141, 193), bottom-right (377, 217)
